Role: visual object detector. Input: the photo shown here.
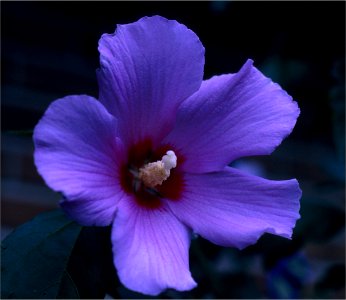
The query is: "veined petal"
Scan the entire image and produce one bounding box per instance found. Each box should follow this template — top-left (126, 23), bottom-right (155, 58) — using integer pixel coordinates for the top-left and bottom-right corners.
top-left (97, 15), bottom-right (205, 147)
top-left (112, 197), bottom-right (196, 295)
top-left (33, 95), bottom-right (125, 226)
top-left (168, 167), bottom-right (301, 250)
top-left (164, 59), bottom-right (300, 173)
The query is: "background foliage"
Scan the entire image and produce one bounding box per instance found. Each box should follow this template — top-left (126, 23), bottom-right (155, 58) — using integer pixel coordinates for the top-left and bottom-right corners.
top-left (1, 1), bottom-right (345, 299)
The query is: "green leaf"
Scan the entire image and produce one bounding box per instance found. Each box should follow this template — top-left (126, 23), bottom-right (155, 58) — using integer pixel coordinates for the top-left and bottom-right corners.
top-left (1, 209), bottom-right (82, 299)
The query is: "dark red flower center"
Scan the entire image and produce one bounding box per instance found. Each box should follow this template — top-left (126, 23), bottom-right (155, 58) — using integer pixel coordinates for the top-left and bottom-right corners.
top-left (120, 138), bottom-right (184, 208)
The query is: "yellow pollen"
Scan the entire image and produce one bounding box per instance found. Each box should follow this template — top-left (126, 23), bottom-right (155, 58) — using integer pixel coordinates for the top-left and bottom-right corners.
top-left (139, 150), bottom-right (177, 188)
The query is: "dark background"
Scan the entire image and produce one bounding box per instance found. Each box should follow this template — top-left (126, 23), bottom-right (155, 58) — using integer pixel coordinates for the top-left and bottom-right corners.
top-left (1, 1), bottom-right (345, 299)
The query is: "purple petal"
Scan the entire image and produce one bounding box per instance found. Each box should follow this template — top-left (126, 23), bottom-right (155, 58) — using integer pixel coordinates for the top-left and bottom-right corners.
top-left (164, 59), bottom-right (300, 173)
top-left (167, 167), bottom-right (301, 249)
top-left (33, 95), bottom-right (125, 226)
top-left (112, 197), bottom-right (196, 295)
top-left (97, 15), bottom-right (205, 147)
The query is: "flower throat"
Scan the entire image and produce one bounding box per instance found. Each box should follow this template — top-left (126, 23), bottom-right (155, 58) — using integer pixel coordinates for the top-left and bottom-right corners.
top-left (120, 140), bottom-right (183, 208)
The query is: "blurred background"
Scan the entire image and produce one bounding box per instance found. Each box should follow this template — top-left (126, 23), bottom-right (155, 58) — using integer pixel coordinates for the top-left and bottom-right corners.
top-left (1, 1), bottom-right (345, 299)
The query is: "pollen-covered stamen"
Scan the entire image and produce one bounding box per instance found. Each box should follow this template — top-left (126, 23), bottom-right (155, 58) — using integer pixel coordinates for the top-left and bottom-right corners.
top-left (139, 150), bottom-right (177, 188)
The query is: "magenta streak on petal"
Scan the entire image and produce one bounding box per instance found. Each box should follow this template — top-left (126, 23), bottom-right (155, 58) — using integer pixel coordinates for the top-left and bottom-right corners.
top-left (119, 138), bottom-right (185, 209)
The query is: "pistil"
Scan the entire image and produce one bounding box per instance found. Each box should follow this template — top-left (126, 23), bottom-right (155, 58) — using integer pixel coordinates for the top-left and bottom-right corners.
top-left (139, 150), bottom-right (177, 188)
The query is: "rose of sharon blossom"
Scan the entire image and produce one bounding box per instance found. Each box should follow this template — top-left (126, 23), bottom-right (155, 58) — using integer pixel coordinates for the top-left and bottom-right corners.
top-left (33, 16), bottom-right (301, 295)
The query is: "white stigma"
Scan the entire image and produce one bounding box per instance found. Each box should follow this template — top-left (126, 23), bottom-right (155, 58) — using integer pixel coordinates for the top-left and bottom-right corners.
top-left (139, 150), bottom-right (177, 188)
top-left (162, 150), bottom-right (177, 169)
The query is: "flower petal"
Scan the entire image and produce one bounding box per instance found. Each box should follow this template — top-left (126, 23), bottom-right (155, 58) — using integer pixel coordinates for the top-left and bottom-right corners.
top-left (167, 167), bottom-right (301, 250)
top-left (97, 15), bottom-right (205, 147)
top-left (33, 95), bottom-right (125, 226)
top-left (112, 197), bottom-right (196, 295)
top-left (164, 59), bottom-right (300, 173)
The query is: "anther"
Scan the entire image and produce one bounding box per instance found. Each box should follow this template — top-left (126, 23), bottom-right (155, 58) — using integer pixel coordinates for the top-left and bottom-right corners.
top-left (139, 150), bottom-right (177, 188)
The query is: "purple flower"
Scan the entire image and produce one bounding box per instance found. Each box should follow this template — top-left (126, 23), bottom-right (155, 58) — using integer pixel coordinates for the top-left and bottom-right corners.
top-left (33, 16), bottom-right (301, 295)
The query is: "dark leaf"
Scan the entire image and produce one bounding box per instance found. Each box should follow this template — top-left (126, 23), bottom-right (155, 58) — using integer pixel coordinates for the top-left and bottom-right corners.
top-left (295, 197), bottom-right (345, 243)
top-left (57, 271), bottom-right (80, 299)
top-left (65, 226), bottom-right (121, 299)
top-left (4, 129), bottom-right (34, 137)
top-left (315, 264), bottom-right (346, 297)
top-left (1, 209), bottom-right (82, 299)
top-left (266, 253), bottom-right (310, 299)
